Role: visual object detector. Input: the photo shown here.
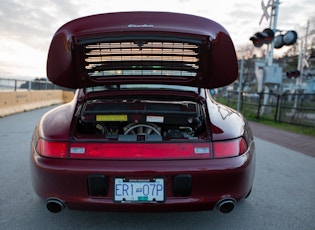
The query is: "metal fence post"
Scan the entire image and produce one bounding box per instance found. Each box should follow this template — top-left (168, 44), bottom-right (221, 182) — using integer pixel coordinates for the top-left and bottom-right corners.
top-left (279, 93), bottom-right (284, 123)
top-left (274, 94), bottom-right (280, 122)
top-left (257, 92), bottom-right (262, 119)
top-left (227, 91), bottom-right (230, 106)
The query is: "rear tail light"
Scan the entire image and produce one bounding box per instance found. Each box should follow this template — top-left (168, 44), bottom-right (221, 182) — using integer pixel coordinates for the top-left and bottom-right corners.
top-left (36, 139), bottom-right (67, 158)
top-left (35, 138), bottom-right (247, 159)
top-left (212, 137), bottom-right (248, 158)
top-left (69, 142), bottom-right (211, 159)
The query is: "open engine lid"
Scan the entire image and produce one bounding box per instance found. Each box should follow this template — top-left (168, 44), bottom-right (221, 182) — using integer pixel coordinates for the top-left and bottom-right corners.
top-left (47, 11), bottom-right (238, 89)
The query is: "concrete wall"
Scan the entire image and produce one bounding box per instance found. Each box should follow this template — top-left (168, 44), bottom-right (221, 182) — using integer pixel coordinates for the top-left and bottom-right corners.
top-left (0, 90), bottom-right (74, 117)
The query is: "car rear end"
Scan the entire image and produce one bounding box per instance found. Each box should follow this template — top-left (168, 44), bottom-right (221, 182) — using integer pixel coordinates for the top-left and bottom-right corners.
top-left (30, 11), bottom-right (255, 214)
top-left (31, 87), bottom-right (255, 213)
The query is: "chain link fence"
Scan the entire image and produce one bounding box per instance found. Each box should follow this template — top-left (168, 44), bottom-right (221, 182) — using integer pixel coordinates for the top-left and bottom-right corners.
top-left (214, 91), bottom-right (315, 127)
top-left (0, 77), bottom-right (65, 91)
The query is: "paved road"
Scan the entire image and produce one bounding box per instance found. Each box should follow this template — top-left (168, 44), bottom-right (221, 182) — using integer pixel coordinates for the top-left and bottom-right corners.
top-left (249, 121), bottom-right (315, 158)
top-left (1, 106), bottom-right (314, 230)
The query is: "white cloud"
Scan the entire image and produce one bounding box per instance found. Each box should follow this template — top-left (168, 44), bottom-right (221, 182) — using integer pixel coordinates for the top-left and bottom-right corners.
top-left (0, 0), bottom-right (314, 79)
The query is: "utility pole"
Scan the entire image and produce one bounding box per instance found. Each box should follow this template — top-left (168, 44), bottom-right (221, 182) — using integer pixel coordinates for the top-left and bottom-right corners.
top-left (298, 20), bottom-right (310, 81)
top-left (237, 55), bottom-right (245, 112)
top-left (294, 20), bottom-right (310, 111)
top-left (252, 0), bottom-right (300, 116)
top-left (266, 0), bottom-right (280, 67)
top-left (261, 0), bottom-right (280, 115)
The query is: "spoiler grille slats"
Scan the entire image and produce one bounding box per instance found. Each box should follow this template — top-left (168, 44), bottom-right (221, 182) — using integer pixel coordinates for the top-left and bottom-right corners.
top-left (83, 41), bottom-right (200, 77)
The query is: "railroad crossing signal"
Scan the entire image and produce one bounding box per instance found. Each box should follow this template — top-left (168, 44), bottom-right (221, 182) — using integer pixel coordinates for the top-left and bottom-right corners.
top-left (250, 29), bottom-right (298, 49)
top-left (250, 28), bottom-right (275, 47)
top-left (274, 31), bottom-right (298, 49)
top-left (259, 0), bottom-right (272, 25)
top-left (286, 70), bottom-right (300, 78)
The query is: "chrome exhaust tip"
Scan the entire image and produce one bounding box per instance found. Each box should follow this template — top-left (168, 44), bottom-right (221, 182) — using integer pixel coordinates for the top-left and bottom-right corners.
top-left (216, 198), bottom-right (236, 214)
top-left (46, 198), bottom-right (66, 213)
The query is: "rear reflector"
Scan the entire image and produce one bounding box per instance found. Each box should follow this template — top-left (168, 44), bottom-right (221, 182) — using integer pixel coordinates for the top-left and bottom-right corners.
top-left (212, 137), bottom-right (248, 158)
top-left (69, 142), bottom-right (211, 159)
top-left (36, 139), bottom-right (67, 158)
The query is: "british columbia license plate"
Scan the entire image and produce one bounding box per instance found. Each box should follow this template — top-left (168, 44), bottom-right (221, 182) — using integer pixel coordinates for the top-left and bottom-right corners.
top-left (114, 178), bottom-right (164, 202)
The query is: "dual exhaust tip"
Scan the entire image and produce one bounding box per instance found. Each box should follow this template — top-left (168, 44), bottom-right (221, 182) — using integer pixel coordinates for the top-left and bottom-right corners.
top-left (45, 197), bottom-right (236, 214)
top-left (216, 198), bottom-right (236, 214)
top-left (46, 198), bottom-right (66, 213)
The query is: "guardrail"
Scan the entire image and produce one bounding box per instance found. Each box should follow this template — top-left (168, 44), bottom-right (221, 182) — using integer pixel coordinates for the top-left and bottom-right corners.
top-left (0, 90), bottom-right (74, 117)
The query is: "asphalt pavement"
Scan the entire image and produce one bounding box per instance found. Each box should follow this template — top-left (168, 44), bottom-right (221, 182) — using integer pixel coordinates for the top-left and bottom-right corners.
top-left (248, 121), bottom-right (315, 158)
top-left (0, 106), bottom-right (314, 230)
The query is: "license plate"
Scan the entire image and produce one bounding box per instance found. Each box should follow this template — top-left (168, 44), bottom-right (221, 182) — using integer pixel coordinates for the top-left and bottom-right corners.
top-left (114, 178), bottom-right (164, 202)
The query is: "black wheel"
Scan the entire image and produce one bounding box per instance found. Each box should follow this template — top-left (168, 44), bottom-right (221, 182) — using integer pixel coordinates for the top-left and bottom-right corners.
top-left (244, 187), bottom-right (252, 199)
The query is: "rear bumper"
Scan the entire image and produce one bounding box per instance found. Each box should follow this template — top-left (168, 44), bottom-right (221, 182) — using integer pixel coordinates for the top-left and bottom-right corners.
top-left (30, 142), bottom-right (255, 212)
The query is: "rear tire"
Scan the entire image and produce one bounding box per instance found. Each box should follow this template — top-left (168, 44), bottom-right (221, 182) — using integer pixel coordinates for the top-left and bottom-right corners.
top-left (245, 187), bottom-right (252, 199)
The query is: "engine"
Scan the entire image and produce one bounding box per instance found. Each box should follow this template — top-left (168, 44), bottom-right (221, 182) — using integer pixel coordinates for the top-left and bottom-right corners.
top-left (75, 99), bottom-right (206, 141)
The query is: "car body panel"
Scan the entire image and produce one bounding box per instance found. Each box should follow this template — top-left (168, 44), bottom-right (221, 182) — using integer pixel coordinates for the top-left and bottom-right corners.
top-left (30, 141), bottom-right (255, 212)
top-left (37, 99), bottom-right (76, 140)
top-left (47, 11), bottom-right (238, 89)
top-left (31, 90), bottom-right (255, 212)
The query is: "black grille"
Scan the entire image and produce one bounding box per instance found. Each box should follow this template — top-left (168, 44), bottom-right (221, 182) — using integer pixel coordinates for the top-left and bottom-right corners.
top-left (83, 40), bottom-right (200, 78)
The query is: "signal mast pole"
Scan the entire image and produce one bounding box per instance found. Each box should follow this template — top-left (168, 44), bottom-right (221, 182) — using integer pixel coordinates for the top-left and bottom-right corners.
top-left (266, 0), bottom-right (280, 66)
top-left (260, 0), bottom-right (280, 115)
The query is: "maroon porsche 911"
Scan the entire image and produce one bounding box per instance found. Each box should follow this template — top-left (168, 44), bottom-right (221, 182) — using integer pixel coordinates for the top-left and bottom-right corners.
top-left (30, 11), bottom-right (255, 214)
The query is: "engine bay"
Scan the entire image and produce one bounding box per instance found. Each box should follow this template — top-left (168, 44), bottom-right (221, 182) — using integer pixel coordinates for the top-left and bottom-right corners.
top-left (75, 98), bottom-right (208, 141)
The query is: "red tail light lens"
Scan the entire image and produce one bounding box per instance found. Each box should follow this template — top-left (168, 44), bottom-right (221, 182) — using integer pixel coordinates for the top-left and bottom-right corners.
top-left (35, 138), bottom-right (247, 159)
top-left (36, 139), bottom-right (67, 158)
top-left (213, 137), bottom-right (248, 158)
top-left (69, 142), bottom-right (211, 159)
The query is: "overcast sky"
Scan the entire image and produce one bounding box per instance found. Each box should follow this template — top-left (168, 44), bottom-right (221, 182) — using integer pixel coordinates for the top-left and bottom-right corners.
top-left (0, 0), bottom-right (314, 79)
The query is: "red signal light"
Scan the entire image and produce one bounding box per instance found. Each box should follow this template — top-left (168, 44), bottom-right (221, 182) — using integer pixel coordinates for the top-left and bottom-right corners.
top-left (286, 70), bottom-right (300, 78)
top-left (250, 34), bottom-right (264, 48)
top-left (286, 71), bottom-right (293, 78)
top-left (261, 28), bottom-right (275, 44)
top-left (250, 28), bottom-right (274, 47)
